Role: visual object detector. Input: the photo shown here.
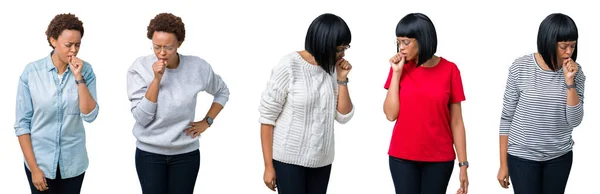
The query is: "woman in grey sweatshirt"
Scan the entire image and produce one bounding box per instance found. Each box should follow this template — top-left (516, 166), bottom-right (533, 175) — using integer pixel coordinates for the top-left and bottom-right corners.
top-left (126, 13), bottom-right (230, 194)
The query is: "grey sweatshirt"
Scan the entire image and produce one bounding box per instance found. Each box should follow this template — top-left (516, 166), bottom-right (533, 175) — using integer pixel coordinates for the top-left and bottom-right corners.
top-left (127, 54), bottom-right (230, 155)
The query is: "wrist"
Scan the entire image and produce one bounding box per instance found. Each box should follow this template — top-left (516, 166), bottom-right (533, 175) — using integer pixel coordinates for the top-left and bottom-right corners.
top-left (337, 76), bottom-right (347, 81)
top-left (264, 163), bottom-right (274, 169)
top-left (74, 75), bottom-right (83, 80)
top-left (565, 79), bottom-right (575, 85)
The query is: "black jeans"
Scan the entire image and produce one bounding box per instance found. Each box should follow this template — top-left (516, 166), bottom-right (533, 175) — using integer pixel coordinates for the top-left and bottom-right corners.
top-left (135, 148), bottom-right (200, 194)
top-left (25, 164), bottom-right (85, 194)
top-left (389, 156), bottom-right (454, 194)
top-left (508, 151), bottom-right (573, 194)
top-left (272, 160), bottom-right (332, 194)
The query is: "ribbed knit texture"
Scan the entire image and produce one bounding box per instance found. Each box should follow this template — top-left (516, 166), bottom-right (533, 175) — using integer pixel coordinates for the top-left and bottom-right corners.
top-left (259, 52), bottom-right (354, 168)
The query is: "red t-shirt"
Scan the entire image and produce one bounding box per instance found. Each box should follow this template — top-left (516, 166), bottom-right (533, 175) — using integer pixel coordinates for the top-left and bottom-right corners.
top-left (384, 57), bottom-right (465, 162)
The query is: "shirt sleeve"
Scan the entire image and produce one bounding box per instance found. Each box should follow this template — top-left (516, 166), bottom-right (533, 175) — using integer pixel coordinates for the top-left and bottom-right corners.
top-left (258, 63), bottom-right (290, 126)
top-left (450, 65), bottom-right (466, 103)
top-left (14, 69), bottom-right (33, 136)
top-left (80, 62), bottom-right (99, 123)
top-left (565, 64), bottom-right (585, 128)
top-left (499, 63), bottom-right (520, 136)
top-left (384, 67), bottom-right (393, 89)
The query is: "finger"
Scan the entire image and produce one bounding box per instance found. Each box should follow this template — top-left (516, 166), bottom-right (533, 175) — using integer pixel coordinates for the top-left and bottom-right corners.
top-left (185, 128), bottom-right (195, 136)
top-left (193, 131), bottom-right (200, 138)
top-left (34, 182), bottom-right (41, 191)
top-left (41, 177), bottom-right (48, 190)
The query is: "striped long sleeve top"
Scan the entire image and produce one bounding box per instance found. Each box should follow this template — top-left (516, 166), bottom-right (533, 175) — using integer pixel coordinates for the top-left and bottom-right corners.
top-left (500, 53), bottom-right (585, 161)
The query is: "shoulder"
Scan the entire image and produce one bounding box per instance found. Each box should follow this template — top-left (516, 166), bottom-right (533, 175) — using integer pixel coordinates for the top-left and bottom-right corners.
top-left (271, 52), bottom-right (298, 73)
top-left (437, 57), bottom-right (462, 75)
top-left (510, 53), bottom-right (535, 70)
top-left (129, 54), bottom-right (156, 72)
top-left (20, 56), bottom-right (49, 82)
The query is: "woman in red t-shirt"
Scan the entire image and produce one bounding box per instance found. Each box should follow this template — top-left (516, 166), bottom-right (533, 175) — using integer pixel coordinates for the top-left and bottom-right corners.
top-left (383, 13), bottom-right (470, 194)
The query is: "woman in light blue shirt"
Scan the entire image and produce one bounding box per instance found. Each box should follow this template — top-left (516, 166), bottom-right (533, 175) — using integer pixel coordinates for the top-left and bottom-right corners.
top-left (14, 13), bottom-right (99, 194)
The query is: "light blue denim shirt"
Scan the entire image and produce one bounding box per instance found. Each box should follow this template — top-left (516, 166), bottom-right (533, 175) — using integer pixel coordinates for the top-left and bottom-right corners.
top-left (14, 52), bottom-right (99, 179)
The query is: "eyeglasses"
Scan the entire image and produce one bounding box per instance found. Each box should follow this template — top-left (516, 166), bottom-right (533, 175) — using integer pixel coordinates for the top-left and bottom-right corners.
top-left (395, 39), bottom-right (413, 47)
top-left (152, 45), bottom-right (176, 53)
top-left (336, 45), bottom-right (351, 54)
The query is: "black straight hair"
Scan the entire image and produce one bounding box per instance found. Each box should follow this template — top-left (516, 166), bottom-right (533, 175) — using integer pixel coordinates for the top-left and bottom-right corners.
top-left (396, 13), bottom-right (437, 67)
top-left (537, 13), bottom-right (578, 72)
top-left (305, 13), bottom-right (352, 75)
top-left (395, 13), bottom-right (437, 66)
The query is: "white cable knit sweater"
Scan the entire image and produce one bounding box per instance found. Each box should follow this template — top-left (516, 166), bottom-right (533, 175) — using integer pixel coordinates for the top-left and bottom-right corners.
top-left (259, 51), bottom-right (355, 168)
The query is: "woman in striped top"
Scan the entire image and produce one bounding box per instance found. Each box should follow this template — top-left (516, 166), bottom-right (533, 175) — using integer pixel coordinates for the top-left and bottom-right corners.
top-left (497, 13), bottom-right (586, 194)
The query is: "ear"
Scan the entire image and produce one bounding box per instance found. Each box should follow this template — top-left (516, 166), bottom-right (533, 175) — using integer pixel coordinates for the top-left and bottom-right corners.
top-left (50, 37), bottom-right (58, 48)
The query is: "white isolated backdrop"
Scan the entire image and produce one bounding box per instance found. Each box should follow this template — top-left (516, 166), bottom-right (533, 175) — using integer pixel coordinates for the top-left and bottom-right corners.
top-left (0, 0), bottom-right (597, 193)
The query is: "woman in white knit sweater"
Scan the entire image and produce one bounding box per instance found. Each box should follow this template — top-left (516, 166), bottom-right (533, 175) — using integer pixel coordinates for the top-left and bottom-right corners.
top-left (258, 13), bottom-right (355, 194)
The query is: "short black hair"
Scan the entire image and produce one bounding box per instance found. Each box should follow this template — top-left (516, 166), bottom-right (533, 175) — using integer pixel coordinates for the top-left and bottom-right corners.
top-left (537, 13), bottom-right (578, 72)
top-left (305, 13), bottom-right (351, 75)
top-left (395, 13), bottom-right (437, 66)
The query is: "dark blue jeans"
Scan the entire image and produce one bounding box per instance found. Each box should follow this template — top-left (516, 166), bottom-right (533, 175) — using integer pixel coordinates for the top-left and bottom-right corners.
top-left (25, 164), bottom-right (85, 194)
top-left (272, 160), bottom-right (332, 194)
top-left (508, 151), bottom-right (573, 194)
top-left (389, 156), bottom-right (454, 194)
top-left (135, 148), bottom-right (200, 194)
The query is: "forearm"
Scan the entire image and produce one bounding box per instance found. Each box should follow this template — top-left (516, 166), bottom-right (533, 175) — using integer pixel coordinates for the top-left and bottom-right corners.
top-left (18, 135), bottom-right (39, 170)
top-left (204, 103), bottom-right (224, 119)
top-left (336, 83), bottom-right (352, 114)
top-left (383, 73), bottom-right (401, 121)
top-left (452, 124), bottom-right (468, 163)
top-left (77, 83), bottom-right (97, 114)
top-left (145, 79), bottom-right (161, 103)
top-left (261, 124), bottom-right (274, 168)
top-left (499, 135), bottom-right (508, 167)
top-left (566, 87), bottom-right (579, 106)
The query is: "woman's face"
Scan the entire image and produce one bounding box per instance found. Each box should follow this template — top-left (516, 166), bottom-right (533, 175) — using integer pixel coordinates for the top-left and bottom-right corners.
top-left (335, 45), bottom-right (350, 61)
top-left (556, 41), bottom-right (576, 64)
top-left (152, 31), bottom-right (181, 63)
top-left (397, 37), bottom-right (418, 62)
top-left (50, 29), bottom-right (82, 65)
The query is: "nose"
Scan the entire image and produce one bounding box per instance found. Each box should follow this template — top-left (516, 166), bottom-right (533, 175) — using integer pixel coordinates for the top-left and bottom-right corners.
top-left (160, 48), bottom-right (167, 55)
top-left (565, 47), bottom-right (573, 55)
top-left (399, 43), bottom-right (406, 51)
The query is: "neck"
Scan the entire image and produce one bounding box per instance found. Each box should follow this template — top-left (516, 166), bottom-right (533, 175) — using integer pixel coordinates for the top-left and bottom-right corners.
top-left (299, 50), bottom-right (318, 66)
top-left (420, 56), bottom-right (440, 68)
top-left (166, 53), bottom-right (180, 69)
top-left (51, 52), bottom-right (68, 74)
top-left (534, 53), bottom-right (557, 70)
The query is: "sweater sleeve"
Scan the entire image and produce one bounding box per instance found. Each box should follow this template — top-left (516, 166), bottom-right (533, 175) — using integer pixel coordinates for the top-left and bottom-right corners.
top-left (258, 63), bottom-right (290, 126)
top-left (127, 60), bottom-right (157, 127)
top-left (202, 62), bottom-right (230, 107)
top-left (565, 64), bottom-right (585, 128)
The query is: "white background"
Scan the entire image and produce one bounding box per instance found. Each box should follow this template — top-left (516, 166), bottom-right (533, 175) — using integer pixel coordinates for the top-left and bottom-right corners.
top-left (0, 0), bottom-right (597, 193)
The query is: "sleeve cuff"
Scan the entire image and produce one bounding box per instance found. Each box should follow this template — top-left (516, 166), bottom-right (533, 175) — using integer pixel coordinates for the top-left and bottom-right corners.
top-left (80, 103), bottom-right (99, 122)
top-left (259, 117), bottom-right (276, 126)
top-left (139, 96), bottom-right (158, 114)
top-left (15, 128), bottom-right (31, 136)
top-left (213, 96), bottom-right (229, 107)
top-left (335, 105), bottom-right (355, 124)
